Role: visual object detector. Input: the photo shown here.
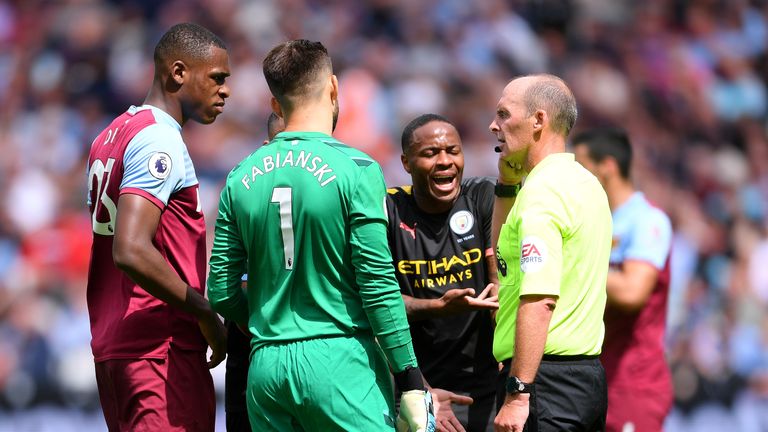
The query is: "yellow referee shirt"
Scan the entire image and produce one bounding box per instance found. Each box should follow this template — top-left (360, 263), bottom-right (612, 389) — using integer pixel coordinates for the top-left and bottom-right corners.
top-left (493, 153), bottom-right (612, 361)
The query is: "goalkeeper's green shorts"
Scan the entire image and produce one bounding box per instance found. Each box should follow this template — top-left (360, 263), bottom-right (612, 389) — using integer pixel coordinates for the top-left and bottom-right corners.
top-left (246, 334), bottom-right (397, 431)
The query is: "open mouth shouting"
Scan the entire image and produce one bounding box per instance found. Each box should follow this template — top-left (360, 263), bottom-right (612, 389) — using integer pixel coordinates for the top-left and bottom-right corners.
top-left (431, 173), bottom-right (458, 195)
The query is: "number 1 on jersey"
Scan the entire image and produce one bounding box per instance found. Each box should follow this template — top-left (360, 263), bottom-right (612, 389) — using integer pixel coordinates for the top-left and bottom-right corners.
top-left (271, 187), bottom-right (295, 270)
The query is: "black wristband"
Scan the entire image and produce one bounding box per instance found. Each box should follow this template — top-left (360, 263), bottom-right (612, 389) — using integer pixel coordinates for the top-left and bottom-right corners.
top-left (494, 182), bottom-right (521, 198)
top-left (393, 366), bottom-right (425, 392)
top-left (506, 376), bottom-right (533, 394)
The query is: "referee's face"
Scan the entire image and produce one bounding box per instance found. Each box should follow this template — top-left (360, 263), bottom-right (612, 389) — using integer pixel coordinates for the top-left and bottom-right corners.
top-left (489, 79), bottom-right (533, 160)
top-left (402, 121), bottom-right (464, 214)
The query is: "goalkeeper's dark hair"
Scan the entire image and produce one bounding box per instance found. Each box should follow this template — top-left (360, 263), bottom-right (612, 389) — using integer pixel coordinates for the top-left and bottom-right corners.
top-left (571, 127), bottom-right (633, 179)
top-left (263, 40), bottom-right (332, 109)
top-left (401, 113), bottom-right (456, 153)
top-left (154, 23), bottom-right (226, 67)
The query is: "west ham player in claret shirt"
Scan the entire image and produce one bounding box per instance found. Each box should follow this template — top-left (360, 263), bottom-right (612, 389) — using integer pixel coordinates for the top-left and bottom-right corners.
top-left (574, 128), bottom-right (674, 432)
top-left (86, 23), bottom-right (229, 431)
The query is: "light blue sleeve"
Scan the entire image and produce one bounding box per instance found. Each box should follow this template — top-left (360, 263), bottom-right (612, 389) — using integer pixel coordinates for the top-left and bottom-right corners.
top-left (625, 208), bottom-right (672, 269)
top-left (121, 124), bottom-right (186, 206)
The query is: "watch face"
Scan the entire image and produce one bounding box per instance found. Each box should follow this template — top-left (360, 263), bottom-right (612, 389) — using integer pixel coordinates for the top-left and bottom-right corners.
top-left (506, 377), bottom-right (530, 394)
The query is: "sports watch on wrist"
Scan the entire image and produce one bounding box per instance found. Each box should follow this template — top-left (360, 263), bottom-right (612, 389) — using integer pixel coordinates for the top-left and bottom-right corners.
top-left (494, 182), bottom-right (521, 198)
top-left (505, 376), bottom-right (533, 395)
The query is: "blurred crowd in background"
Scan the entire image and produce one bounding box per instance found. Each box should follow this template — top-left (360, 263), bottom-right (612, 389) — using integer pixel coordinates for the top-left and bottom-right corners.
top-left (0, 0), bottom-right (767, 430)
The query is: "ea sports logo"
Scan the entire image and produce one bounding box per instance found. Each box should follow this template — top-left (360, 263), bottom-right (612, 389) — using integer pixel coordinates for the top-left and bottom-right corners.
top-left (522, 243), bottom-right (541, 257)
top-left (520, 236), bottom-right (546, 273)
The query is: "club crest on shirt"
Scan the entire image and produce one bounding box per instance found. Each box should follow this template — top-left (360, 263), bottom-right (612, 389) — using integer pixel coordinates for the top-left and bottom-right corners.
top-left (450, 210), bottom-right (474, 235)
top-left (148, 152), bottom-right (172, 180)
top-left (520, 236), bottom-right (546, 273)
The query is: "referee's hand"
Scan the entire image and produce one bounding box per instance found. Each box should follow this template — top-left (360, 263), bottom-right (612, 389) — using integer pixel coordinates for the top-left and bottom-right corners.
top-left (494, 393), bottom-right (529, 432)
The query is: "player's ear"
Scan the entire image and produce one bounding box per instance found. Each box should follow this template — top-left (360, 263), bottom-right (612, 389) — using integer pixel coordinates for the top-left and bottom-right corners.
top-left (270, 97), bottom-right (283, 118)
top-left (401, 153), bottom-right (411, 174)
top-left (330, 75), bottom-right (339, 105)
top-left (171, 60), bottom-right (186, 86)
top-left (605, 157), bottom-right (620, 177)
top-left (532, 109), bottom-right (546, 133)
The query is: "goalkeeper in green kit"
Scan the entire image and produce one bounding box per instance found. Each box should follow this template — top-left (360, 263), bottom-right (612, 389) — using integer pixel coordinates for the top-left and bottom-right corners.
top-left (207, 39), bottom-right (435, 432)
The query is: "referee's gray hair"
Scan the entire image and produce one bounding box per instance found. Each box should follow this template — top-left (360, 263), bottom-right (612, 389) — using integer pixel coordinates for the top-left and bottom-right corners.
top-left (521, 74), bottom-right (578, 137)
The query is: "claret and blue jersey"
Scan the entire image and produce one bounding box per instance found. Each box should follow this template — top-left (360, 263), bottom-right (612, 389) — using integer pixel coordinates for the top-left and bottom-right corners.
top-left (602, 191), bottom-right (673, 392)
top-left (86, 105), bottom-right (207, 361)
top-left (608, 191), bottom-right (672, 270)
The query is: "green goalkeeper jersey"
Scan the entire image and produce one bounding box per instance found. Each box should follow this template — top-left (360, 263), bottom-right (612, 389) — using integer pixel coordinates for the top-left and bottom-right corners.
top-left (208, 131), bottom-right (417, 372)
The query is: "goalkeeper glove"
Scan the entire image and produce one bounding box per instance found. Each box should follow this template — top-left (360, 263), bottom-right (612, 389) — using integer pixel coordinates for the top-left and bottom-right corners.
top-left (396, 389), bottom-right (435, 432)
top-left (393, 366), bottom-right (435, 432)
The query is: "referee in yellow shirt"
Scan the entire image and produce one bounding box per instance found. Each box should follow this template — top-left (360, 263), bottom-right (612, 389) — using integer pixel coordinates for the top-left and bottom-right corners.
top-left (488, 74), bottom-right (612, 432)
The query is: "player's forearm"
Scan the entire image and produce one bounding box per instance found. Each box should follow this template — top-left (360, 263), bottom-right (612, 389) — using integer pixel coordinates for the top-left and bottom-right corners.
top-left (510, 295), bottom-right (555, 383)
top-left (363, 290), bottom-right (417, 371)
top-left (605, 265), bottom-right (657, 312)
top-left (361, 283), bottom-right (417, 371)
top-left (113, 243), bottom-right (212, 319)
top-left (402, 294), bottom-right (443, 321)
top-left (207, 245), bottom-right (249, 324)
top-left (606, 271), bottom-right (640, 312)
top-left (353, 223), bottom-right (418, 371)
top-left (207, 279), bottom-right (249, 325)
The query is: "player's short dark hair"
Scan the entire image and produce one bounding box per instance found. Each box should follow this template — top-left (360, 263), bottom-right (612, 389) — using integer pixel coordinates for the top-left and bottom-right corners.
top-left (153, 23), bottom-right (226, 66)
top-left (571, 128), bottom-right (633, 179)
top-left (522, 74), bottom-right (577, 137)
top-left (400, 113), bottom-right (456, 153)
top-left (267, 112), bottom-right (284, 140)
top-left (263, 40), bottom-right (332, 107)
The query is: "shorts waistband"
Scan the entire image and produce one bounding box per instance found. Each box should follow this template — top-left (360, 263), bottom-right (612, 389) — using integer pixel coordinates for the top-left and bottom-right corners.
top-left (541, 354), bottom-right (599, 362)
top-left (501, 354), bottom-right (599, 368)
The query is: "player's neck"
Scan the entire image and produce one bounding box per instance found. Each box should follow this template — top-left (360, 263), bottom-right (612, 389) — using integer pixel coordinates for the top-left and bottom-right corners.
top-left (282, 103), bottom-right (334, 136)
top-left (144, 85), bottom-right (184, 126)
top-left (607, 180), bottom-right (634, 211)
top-left (412, 186), bottom-right (458, 215)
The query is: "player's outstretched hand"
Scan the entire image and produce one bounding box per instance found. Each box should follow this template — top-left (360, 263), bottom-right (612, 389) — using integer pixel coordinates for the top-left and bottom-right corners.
top-left (430, 388), bottom-right (473, 432)
top-left (438, 285), bottom-right (499, 316)
top-left (198, 311), bottom-right (227, 368)
top-left (397, 390), bottom-right (436, 432)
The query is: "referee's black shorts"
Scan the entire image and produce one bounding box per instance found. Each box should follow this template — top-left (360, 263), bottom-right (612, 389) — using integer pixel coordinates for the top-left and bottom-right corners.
top-left (498, 355), bottom-right (607, 432)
